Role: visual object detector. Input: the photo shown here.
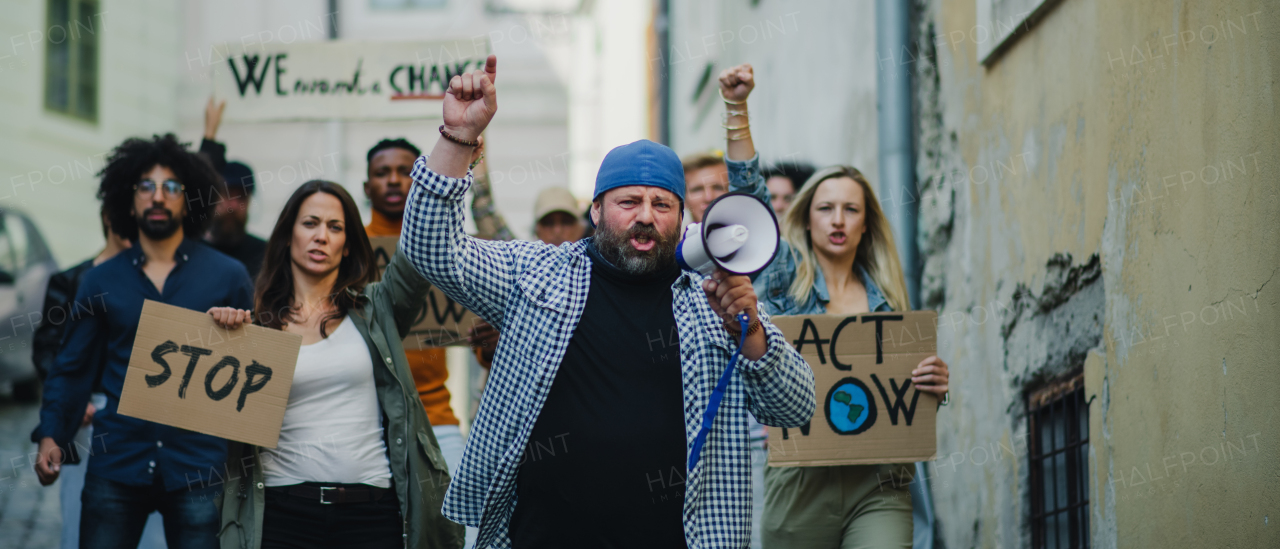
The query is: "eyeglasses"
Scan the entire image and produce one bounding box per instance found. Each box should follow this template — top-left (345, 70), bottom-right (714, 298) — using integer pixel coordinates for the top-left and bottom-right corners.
top-left (135, 179), bottom-right (185, 198)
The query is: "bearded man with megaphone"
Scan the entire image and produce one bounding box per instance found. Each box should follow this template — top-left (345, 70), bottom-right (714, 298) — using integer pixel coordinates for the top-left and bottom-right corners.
top-left (398, 55), bottom-right (816, 549)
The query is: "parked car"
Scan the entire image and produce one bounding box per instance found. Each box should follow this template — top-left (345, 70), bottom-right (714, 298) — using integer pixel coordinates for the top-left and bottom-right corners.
top-left (0, 210), bottom-right (57, 402)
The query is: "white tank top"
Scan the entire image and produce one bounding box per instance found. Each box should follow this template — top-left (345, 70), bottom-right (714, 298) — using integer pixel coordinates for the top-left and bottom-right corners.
top-left (263, 316), bottom-right (393, 487)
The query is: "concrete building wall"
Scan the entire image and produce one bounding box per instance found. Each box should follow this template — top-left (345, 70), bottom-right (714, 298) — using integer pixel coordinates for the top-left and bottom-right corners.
top-left (0, 0), bottom-right (184, 266)
top-left (666, 0), bottom-right (880, 180)
top-left (911, 0), bottom-right (1278, 546)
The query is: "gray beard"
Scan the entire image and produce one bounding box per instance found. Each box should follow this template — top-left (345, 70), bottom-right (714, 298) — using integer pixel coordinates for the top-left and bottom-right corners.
top-left (593, 217), bottom-right (679, 276)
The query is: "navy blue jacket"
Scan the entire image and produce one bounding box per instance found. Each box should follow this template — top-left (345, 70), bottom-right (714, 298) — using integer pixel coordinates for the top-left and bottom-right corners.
top-left (35, 238), bottom-right (253, 490)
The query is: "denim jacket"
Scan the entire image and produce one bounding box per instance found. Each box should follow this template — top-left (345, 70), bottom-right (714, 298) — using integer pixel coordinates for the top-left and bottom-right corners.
top-left (726, 154), bottom-right (892, 316)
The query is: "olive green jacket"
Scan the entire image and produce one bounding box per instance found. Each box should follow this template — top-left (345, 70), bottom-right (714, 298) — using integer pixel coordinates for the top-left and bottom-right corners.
top-left (216, 250), bottom-right (464, 549)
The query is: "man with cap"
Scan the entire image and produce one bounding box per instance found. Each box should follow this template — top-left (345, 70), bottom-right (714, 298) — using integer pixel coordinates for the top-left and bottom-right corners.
top-left (203, 161), bottom-right (266, 279)
top-left (199, 98), bottom-right (267, 280)
top-left (532, 186), bottom-right (585, 246)
top-left (400, 55), bottom-right (815, 549)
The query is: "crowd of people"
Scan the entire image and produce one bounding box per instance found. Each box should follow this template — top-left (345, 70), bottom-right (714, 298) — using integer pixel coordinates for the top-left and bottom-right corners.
top-left (30, 55), bottom-right (951, 549)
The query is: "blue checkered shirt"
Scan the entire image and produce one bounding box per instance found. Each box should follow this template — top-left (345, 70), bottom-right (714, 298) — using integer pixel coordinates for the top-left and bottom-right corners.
top-left (401, 157), bottom-right (816, 549)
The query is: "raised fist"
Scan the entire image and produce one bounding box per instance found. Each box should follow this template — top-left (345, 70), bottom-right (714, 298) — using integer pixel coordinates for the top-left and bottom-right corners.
top-left (442, 55), bottom-right (499, 143)
top-left (718, 63), bottom-right (754, 104)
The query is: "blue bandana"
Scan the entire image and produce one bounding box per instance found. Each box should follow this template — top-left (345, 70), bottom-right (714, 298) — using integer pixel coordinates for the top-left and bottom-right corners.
top-left (592, 140), bottom-right (686, 203)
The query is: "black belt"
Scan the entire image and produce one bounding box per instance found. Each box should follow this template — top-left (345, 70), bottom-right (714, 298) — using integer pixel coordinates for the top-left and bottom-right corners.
top-left (271, 483), bottom-right (391, 504)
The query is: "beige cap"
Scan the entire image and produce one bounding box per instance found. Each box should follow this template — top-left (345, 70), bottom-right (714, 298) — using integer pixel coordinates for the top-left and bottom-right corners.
top-left (534, 187), bottom-right (580, 222)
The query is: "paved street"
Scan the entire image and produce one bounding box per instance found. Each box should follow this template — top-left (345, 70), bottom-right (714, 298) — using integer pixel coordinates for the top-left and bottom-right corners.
top-left (0, 396), bottom-right (60, 548)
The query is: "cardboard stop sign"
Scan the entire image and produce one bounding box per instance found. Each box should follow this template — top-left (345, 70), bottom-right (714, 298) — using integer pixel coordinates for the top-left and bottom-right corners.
top-left (117, 300), bottom-right (301, 448)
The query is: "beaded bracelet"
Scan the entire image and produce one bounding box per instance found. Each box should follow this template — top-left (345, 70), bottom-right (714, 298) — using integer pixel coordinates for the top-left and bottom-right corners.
top-left (439, 125), bottom-right (479, 147)
top-left (725, 316), bottom-right (762, 337)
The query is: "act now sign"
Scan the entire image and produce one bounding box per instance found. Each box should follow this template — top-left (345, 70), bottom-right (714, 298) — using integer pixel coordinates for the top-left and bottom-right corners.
top-left (767, 311), bottom-right (939, 466)
top-left (212, 39), bottom-right (490, 121)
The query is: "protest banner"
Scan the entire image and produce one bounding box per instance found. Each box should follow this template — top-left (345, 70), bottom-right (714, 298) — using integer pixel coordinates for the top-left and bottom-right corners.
top-left (767, 311), bottom-right (939, 466)
top-left (368, 236), bottom-right (483, 348)
top-left (212, 39), bottom-right (490, 121)
top-left (117, 300), bottom-right (302, 448)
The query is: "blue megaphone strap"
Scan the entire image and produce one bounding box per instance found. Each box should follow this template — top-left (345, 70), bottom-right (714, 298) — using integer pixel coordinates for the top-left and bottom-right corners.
top-left (687, 312), bottom-right (751, 472)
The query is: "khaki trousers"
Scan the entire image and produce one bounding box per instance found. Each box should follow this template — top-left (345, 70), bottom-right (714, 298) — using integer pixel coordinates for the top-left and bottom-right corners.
top-left (762, 464), bottom-right (914, 549)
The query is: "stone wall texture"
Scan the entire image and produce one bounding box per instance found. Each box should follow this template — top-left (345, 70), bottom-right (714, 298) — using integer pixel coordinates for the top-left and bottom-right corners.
top-left (911, 0), bottom-right (1278, 546)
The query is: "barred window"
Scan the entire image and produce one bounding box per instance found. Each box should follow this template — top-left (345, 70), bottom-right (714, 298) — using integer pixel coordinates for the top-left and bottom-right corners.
top-left (44, 0), bottom-right (100, 122)
top-left (1028, 373), bottom-right (1089, 549)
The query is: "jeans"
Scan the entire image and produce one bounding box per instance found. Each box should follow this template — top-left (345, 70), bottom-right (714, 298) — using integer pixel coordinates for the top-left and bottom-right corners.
top-left (908, 462), bottom-right (935, 549)
top-left (261, 484), bottom-right (403, 549)
top-left (433, 424), bottom-right (476, 548)
top-left (61, 395), bottom-right (167, 549)
top-left (79, 473), bottom-right (220, 549)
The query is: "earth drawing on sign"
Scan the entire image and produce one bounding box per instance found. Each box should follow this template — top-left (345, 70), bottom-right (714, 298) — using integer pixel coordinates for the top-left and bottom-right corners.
top-left (826, 379), bottom-right (873, 434)
top-left (833, 391), bottom-right (864, 424)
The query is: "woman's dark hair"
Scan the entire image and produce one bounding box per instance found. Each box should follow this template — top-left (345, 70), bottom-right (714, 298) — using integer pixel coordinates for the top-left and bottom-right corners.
top-left (764, 161), bottom-right (817, 195)
top-left (254, 180), bottom-right (377, 338)
top-left (97, 134), bottom-right (220, 241)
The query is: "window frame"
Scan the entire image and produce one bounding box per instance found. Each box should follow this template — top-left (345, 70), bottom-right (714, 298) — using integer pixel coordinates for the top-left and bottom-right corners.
top-left (975, 0), bottom-right (1064, 66)
top-left (43, 0), bottom-right (101, 123)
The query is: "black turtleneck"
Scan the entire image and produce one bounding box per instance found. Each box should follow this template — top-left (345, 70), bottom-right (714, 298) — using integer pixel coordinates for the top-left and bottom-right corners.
top-left (510, 240), bottom-right (688, 549)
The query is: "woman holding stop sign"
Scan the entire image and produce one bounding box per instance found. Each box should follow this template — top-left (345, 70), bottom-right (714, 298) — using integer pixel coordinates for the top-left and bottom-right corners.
top-left (718, 64), bottom-right (952, 548)
top-left (207, 180), bottom-right (461, 549)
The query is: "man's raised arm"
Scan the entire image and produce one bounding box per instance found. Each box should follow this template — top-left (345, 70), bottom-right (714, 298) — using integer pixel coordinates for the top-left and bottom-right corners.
top-left (401, 55), bottom-right (526, 327)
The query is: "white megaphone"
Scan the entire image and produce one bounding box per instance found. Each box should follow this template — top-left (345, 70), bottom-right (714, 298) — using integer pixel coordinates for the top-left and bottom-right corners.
top-left (676, 192), bottom-right (780, 276)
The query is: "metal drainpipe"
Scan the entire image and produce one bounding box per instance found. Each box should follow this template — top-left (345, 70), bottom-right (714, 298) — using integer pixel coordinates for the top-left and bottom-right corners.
top-left (327, 0), bottom-right (339, 39)
top-left (876, 2), bottom-right (933, 549)
top-left (875, 0), bottom-right (920, 310)
top-left (325, 0), bottom-right (344, 226)
top-left (655, 0), bottom-right (671, 145)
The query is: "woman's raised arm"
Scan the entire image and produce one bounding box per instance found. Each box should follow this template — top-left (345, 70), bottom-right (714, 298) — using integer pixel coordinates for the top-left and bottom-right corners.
top-left (720, 64), bottom-right (756, 161)
top-left (719, 63), bottom-right (770, 205)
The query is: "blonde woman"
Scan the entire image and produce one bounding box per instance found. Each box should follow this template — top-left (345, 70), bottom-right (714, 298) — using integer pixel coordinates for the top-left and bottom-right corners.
top-left (720, 64), bottom-right (950, 548)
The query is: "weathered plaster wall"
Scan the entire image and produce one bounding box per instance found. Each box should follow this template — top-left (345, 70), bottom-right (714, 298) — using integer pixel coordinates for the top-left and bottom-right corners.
top-left (912, 0), bottom-right (1278, 546)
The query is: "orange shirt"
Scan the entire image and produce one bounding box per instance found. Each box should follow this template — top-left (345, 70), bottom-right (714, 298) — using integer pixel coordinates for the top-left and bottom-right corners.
top-left (366, 209), bottom-right (459, 426)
